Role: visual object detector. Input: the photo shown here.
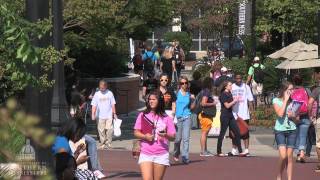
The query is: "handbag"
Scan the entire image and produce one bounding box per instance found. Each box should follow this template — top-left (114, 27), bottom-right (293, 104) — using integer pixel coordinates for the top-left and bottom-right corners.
top-left (202, 106), bottom-right (216, 117)
top-left (230, 116), bottom-right (249, 138)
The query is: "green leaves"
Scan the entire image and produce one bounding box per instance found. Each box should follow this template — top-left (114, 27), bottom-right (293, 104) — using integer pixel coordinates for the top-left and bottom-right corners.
top-left (256, 0), bottom-right (320, 42)
top-left (0, 3), bottom-right (63, 102)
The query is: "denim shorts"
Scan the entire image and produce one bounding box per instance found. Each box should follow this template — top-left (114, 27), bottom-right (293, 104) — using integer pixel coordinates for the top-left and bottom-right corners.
top-left (274, 130), bottom-right (297, 148)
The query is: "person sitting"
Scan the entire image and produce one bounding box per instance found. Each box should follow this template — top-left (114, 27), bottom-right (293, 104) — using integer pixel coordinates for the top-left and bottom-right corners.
top-left (52, 117), bottom-right (98, 180)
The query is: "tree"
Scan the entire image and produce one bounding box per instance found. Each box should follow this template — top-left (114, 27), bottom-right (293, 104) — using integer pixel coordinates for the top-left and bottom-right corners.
top-left (63, 0), bottom-right (176, 78)
top-left (175, 0), bottom-right (238, 56)
top-left (0, 1), bottom-right (65, 102)
top-left (256, 0), bottom-right (320, 43)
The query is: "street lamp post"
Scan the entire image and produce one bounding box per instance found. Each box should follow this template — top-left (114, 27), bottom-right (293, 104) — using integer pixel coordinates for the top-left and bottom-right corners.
top-left (51, 0), bottom-right (70, 127)
top-left (25, 0), bottom-right (52, 168)
top-left (251, 0), bottom-right (256, 58)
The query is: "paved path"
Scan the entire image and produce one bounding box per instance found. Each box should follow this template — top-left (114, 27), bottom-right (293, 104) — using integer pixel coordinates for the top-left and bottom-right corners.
top-left (99, 150), bottom-right (319, 180)
top-left (93, 65), bottom-right (319, 179)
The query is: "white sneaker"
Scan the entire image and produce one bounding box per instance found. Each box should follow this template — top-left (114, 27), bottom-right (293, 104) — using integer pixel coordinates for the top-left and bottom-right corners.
top-left (94, 170), bottom-right (106, 179)
top-left (231, 148), bottom-right (239, 156)
top-left (243, 149), bottom-right (249, 154)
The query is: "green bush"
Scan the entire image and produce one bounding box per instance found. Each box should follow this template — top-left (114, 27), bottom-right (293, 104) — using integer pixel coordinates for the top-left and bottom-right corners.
top-left (193, 65), bottom-right (211, 79)
top-left (222, 57), bottom-right (248, 77)
top-left (164, 31), bottom-right (192, 54)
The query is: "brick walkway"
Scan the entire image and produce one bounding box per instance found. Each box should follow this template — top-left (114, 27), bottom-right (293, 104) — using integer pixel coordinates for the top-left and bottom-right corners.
top-left (99, 150), bottom-right (319, 180)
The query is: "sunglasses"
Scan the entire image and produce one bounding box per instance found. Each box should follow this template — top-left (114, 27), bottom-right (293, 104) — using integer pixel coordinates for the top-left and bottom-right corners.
top-left (180, 82), bottom-right (188, 85)
top-left (160, 79), bottom-right (168, 82)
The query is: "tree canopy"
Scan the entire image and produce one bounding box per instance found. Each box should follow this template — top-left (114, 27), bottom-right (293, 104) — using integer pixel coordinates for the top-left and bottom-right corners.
top-left (256, 0), bottom-right (320, 43)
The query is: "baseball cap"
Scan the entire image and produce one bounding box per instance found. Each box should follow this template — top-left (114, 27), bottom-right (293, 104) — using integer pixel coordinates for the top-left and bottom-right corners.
top-left (253, 56), bottom-right (260, 61)
top-left (221, 67), bottom-right (228, 72)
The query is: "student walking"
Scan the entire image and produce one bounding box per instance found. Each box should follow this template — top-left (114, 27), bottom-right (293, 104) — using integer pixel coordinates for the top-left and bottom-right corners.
top-left (159, 74), bottom-right (176, 119)
top-left (134, 91), bottom-right (176, 180)
top-left (217, 81), bottom-right (245, 157)
top-left (291, 74), bottom-right (311, 163)
top-left (230, 73), bottom-right (254, 156)
top-left (198, 77), bottom-right (216, 156)
top-left (173, 76), bottom-right (195, 164)
top-left (307, 67), bottom-right (320, 172)
top-left (273, 81), bottom-right (297, 180)
top-left (91, 79), bottom-right (117, 149)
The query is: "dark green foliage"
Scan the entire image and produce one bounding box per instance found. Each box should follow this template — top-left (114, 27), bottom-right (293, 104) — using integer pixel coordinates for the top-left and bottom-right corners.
top-left (164, 31), bottom-right (193, 53)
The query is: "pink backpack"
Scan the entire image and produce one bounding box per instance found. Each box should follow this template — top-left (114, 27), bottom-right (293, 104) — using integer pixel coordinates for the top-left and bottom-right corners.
top-left (290, 88), bottom-right (308, 114)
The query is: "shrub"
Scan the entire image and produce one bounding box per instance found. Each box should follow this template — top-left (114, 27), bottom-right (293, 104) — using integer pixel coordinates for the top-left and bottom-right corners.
top-left (164, 31), bottom-right (192, 54)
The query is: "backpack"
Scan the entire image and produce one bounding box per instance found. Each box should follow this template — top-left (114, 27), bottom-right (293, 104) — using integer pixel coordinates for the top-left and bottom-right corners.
top-left (192, 91), bottom-right (203, 114)
top-left (133, 54), bottom-right (143, 66)
top-left (290, 87), bottom-right (309, 114)
top-left (143, 53), bottom-right (155, 71)
top-left (253, 64), bottom-right (264, 83)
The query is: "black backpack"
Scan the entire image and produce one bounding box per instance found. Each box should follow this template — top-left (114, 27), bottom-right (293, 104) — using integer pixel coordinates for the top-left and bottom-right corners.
top-left (253, 64), bottom-right (264, 83)
top-left (143, 53), bottom-right (155, 71)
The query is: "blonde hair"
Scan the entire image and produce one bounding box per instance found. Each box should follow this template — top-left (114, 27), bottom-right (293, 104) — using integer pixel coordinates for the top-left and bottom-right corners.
top-left (162, 48), bottom-right (173, 59)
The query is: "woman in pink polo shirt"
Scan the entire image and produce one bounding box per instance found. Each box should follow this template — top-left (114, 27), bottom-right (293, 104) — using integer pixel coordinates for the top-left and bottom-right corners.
top-left (134, 90), bottom-right (176, 180)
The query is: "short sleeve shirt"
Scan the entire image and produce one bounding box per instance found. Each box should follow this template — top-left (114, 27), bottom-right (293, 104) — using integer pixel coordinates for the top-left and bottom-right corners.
top-left (142, 51), bottom-right (158, 62)
top-left (219, 91), bottom-right (234, 117)
top-left (201, 88), bottom-right (214, 103)
top-left (91, 90), bottom-right (116, 119)
top-left (232, 83), bottom-right (254, 120)
top-left (52, 136), bottom-right (72, 155)
top-left (143, 79), bottom-right (159, 95)
top-left (162, 88), bottom-right (177, 110)
top-left (134, 112), bottom-right (176, 155)
top-left (272, 98), bottom-right (296, 131)
top-left (248, 63), bottom-right (266, 76)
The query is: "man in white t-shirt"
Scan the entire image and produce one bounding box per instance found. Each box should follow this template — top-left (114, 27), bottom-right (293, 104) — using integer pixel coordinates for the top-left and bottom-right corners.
top-left (91, 79), bottom-right (117, 149)
top-left (231, 73), bottom-right (254, 155)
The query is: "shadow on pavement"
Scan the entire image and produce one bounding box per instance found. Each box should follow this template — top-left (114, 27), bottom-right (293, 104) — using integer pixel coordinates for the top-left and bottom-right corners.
top-left (107, 171), bottom-right (141, 179)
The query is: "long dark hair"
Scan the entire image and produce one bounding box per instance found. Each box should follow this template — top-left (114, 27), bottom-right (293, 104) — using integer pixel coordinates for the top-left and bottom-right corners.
top-left (57, 117), bottom-right (86, 142)
top-left (202, 77), bottom-right (213, 90)
top-left (144, 90), bottom-right (166, 117)
top-left (220, 80), bottom-right (232, 93)
top-left (278, 81), bottom-right (292, 99)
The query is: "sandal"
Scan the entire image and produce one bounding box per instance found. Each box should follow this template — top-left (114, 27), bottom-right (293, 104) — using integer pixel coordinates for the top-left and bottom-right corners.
top-left (217, 153), bottom-right (226, 157)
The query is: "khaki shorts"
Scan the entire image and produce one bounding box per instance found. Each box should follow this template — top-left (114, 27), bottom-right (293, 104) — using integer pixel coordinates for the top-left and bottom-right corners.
top-left (316, 118), bottom-right (320, 148)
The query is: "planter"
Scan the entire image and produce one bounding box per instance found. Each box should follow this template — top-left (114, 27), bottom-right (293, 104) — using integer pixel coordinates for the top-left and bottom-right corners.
top-left (79, 73), bottom-right (140, 115)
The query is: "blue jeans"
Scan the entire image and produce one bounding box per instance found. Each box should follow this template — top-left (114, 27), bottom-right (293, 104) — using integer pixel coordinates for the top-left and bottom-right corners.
top-left (295, 116), bottom-right (311, 151)
top-left (85, 134), bottom-right (102, 171)
top-left (173, 115), bottom-right (192, 160)
top-left (275, 130), bottom-right (297, 148)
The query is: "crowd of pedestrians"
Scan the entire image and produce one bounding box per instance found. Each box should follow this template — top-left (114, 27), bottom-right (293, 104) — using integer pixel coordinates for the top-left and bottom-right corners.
top-left (51, 48), bottom-right (320, 180)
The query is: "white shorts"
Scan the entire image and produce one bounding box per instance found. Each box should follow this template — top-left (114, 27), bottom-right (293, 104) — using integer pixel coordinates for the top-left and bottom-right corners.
top-left (138, 153), bottom-right (170, 166)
